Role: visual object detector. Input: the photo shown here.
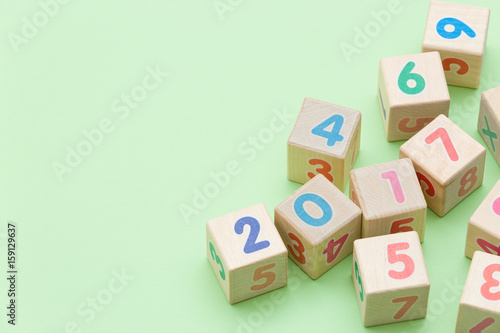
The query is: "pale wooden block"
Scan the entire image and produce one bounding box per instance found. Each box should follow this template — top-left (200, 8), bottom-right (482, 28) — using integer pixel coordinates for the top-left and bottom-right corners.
top-left (478, 86), bottom-right (500, 166)
top-left (349, 158), bottom-right (427, 241)
top-left (288, 97), bottom-right (361, 191)
top-left (274, 174), bottom-right (361, 279)
top-left (400, 114), bottom-right (486, 217)
top-left (465, 180), bottom-right (500, 259)
top-left (456, 251), bottom-right (500, 332)
top-left (352, 231), bottom-right (430, 327)
top-left (206, 203), bottom-right (287, 304)
top-left (422, 1), bottom-right (490, 89)
top-left (378, 51), bottom-right (450, 141)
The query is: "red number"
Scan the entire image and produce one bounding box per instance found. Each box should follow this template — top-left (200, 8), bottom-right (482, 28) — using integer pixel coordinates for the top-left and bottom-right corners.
top-left (351, 189), bottom-right (360, 207)
top-left (307, 158), bottom-right (334, 182)
top-left (322, 233), bottom-right (349, 264)
top-left (251, 263), bottom-right (277, 291)
top-left (477, 238), bottom-right (500, 256)
top-left (392, 295), bottom-right (419, 320)
top-left (381, 170), bottom-right (405, 203)
top-left (425, 127), bottom-right (459, 162)
top-left (480, 263), bottom-right (500, 301)
top-left (416, 172), bottom-right (435, 197)
top-left (398, 118), bottom-right (434, 133)
top-left (351, 128), bottom-right (359, 166)
top-left (287, 232), bottom-right (306, 265)
top-left (470, 318), bottom-right (495, 333)
top-left (387, 242), bottom-right (415, 280)
top-left (458, 166), bottom-right (478, 197)
top-left (390, 218), bottom-right (414, 234)
top-left (442, 58), bottom-right (470, 75)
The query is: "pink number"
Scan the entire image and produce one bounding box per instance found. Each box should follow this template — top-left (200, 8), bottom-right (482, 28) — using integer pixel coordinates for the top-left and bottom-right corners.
top-left (493, 197), bottom-right (500, 216)
top-left (425, 127), bottom-right (459, 162)
top-left (480, 264), bottom-right (500, 301)
top-left (381, 170), bottom-right (405, 204)
top-left (470, 318), bottom-right (495, 332)
top-left (387, 242), bottom-right (415, 280)
top-left (477, 239), bottom-right (500, 256)
top-left (322, 233), bottom-right (349, 264)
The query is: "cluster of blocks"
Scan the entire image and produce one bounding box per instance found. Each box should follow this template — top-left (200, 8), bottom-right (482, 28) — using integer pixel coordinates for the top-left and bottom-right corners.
top-left (207, 1), bottom-right (500, 330)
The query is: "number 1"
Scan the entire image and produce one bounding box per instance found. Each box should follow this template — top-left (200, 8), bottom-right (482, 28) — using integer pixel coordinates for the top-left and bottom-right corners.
top-left (381, 170), bottom-right (405, 204)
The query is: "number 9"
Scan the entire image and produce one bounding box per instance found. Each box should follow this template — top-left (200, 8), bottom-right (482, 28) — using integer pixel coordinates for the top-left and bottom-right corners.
top-left (436, 17), bottom-right (476, 39)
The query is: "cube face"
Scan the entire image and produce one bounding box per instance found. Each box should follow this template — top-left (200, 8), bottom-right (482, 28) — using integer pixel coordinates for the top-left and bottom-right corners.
top-left (349, 158), bottom-right (427, 240)
top-left (206, 203), bottom-right (287, 304)
top-left (465, 180), bottom-right (500, 259)
top-left (352, 232), bottom-right (430, 327)
top-left (378, 51), bottom-right (450, 141)
top-left (478, 87), bottom-right (500, 166)
top-left (400, 115), bottom-right (486, 216)
top-left (422, 1), bottom-right (490, 88)
top-left (456, 252), bottom-right (500, 332)
top-left (274, 174), bottom-right (361, 279)
top-left (288, 97), bottom-right (361, 191)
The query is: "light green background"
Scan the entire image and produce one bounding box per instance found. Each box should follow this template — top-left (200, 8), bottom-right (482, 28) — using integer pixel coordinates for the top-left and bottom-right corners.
top-left (2, 0), bottom-right (500, 332)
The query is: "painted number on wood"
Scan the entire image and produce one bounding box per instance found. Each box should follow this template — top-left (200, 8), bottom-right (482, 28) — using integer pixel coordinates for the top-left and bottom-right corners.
top-left (387, 242), bottom-right (415, 280)
top-left (209, 241), bottom-right (226, 280)
top-left (392, 296), bottom-right (419, 320)
top-left (287, 232), bottom-right (306, 265)
top-left (425, 127), bottom-right (459, 162)
top-left (234, 217), bottom-right (270, 254)
top-left (354, 261), bottom-right (364, 302)
top-left (437, 17), bottom-right (476, 39)
top-left (481, 263), bottom-right (500, 301)
top-left (390, 218), bottom-right (415, 234)
top-left (251, 263), bottom-right (276, 291)
top-left (322, 233), bottom-right (349, 264)
top-left (442, 58), bottom-right (469, 75)
top-left (470, 318), bottom-right (495, 333)
top-left (398, 117), bottom-right (434, 133)
top-left (458, 166), bottom-right (478, 197)
top-left (416, 172), bottom-right (435, 197)
top-left (307, 158), bottom-right (334, 182)
top-left (477, 239), bottom-right (500, 256)
top-left (294, 193), bottom-right (333, 227)
top-left (311, 114), bottom-right (344, 147)
top-left (381, 170), bottom-right (405, 203)
top-left (398, 61), bottom-right (425, 95)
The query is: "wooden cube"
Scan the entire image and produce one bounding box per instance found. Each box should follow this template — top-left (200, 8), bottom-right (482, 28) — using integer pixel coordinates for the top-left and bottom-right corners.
top-left (377, 51), bottom-right (450, 141)
top-left (400, 114), bottom-right (486, 217)
top-left (352, 231), bottom-right (430, 327)
top-left (349, 158), bottom-right (427, 241)
top-left (422, 1), bottom-right (490, 89)
top-left (456, 251), bottom-right (500, 332)
top-left (274, 174), bottom-right (361, 279)
top-left (478, 86), bottom-right (500, 166)
top-left (465, 180), bottom-right (500, 259)
top-left (288, 97), bottom-right (361, 191)
top-left (206, 203), bottom-right (287, 304)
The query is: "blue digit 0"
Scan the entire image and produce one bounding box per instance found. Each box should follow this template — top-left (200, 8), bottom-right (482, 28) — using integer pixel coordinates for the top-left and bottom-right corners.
top-left (311, 114), bottom-right (344, 147)
top-left (294, 193), bottom-right (333, 227)
top-left (436, 17), bottom-right (476, 39)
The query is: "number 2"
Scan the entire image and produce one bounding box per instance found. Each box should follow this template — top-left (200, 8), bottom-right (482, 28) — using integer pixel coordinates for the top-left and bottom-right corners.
top-left (251, 263), bottom-right (276, 291)
top-left (234, 217), bottom-right (270, 254)
top-left (381, 170), bottom-right (405, 204)
top-left (311, 114), bottom-right (344, 147)
top-left (425, 127), bottom-right (459, 162)
top-left (387, 242), bottom-right (415, 280)
top-left (480, 263), bottom-right (500, 301)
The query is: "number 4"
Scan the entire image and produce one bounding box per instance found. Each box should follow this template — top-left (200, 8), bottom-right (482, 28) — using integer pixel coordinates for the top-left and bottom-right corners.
top-left (311, 114), bottom-right (345, 147)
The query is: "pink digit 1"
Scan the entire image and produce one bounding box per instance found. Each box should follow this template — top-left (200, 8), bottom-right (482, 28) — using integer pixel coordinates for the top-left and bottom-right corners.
top-left (424, 127), bottom-right (459, 162)
top-left (493, 197), bottom-right (500, 216)
top-left (381, 170), bottom-right (405, 203)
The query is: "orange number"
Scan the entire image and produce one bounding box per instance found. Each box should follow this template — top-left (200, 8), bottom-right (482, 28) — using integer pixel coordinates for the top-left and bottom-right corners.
top-left (307, 158), bottom-right (334, 182)
top-left (251, 263), bottom-right (277, 291)
top-left (287, 232), bottom-right (306, 265)
top-left (392, 296), bottom-right (419, 320)
top-left (458, 166), bottom-right (478, 197)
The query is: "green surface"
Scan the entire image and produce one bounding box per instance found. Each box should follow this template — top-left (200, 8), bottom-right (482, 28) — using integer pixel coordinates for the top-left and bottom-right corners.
top-left (2, 0), bottom-right (500, 332)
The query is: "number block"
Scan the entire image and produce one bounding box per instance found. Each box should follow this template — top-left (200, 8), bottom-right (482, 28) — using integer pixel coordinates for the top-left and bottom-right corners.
top-left (352, 231), bottom-right (430, 327)
top-left (377, 51), bottom-right (450, 141)
top-left (206, 203), bottom-right (287, 304)
top-left (349, 158), bottom-right (427, 241)
top-left (478, 86), bottom-right (500, 166)
top-left (465, 180), bottom-right (500, 259)
top-left (400, 114), bottom-right (486, 217)
top-left (288, 97), bottom-right (361, 191)
top-left (456, 251), bottom-right (500, 332)
top-left (422, 1), bottom-right (490, 89)
top-left (274, 174), bottom-right (362, 279)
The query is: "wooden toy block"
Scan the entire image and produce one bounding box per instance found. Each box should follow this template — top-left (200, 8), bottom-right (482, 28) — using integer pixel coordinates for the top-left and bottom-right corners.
top-left (422, 1), bottom-right (490, 89)
top-left (206, 203), bottom-right (287, 304)
top-left (478, 86), bottom-right (500, 166)
top-left (465, 180), bottom-right (500, 259)
top-left (352, 231), bottom-right (430, 327)
top-left (349, 158), bottom-right (427, 241)
top-left (456, 251), bottom-right (500, 332)
top-left (274, 174), bottom-right (362, 279)
top-left (400, 114), bottom-right (486, 217)
top-left (377, 51), bottom-right (450, 141)
top-left (288, 97), bottom-right (361, 191)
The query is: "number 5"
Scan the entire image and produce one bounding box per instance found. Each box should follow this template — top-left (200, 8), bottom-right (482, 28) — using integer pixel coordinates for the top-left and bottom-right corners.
top-left (251, 263), bottom-right (277, 291)
top-left (387, 242), bottom-right (415, 280)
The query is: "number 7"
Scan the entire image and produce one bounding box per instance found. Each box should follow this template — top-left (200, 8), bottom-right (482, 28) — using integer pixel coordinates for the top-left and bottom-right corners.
top-left (392, 295), bottom-right (419, 319)
top-left (425, 127), bottom-right (459, 162)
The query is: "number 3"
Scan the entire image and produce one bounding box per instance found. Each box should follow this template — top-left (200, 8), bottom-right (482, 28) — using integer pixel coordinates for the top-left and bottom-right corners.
top-left (307, 158), bottom-right (334, 182)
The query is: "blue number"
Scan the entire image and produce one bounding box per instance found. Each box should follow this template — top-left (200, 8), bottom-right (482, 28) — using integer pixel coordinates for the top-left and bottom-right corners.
top-left (311, 114), bottom-right (344, 147)
top-left (436, 17), bottom-right (476, 39)
top-left (234, 217), bottom-right (270, 254)
top-left (294, 193), bottom-right (333, 227)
